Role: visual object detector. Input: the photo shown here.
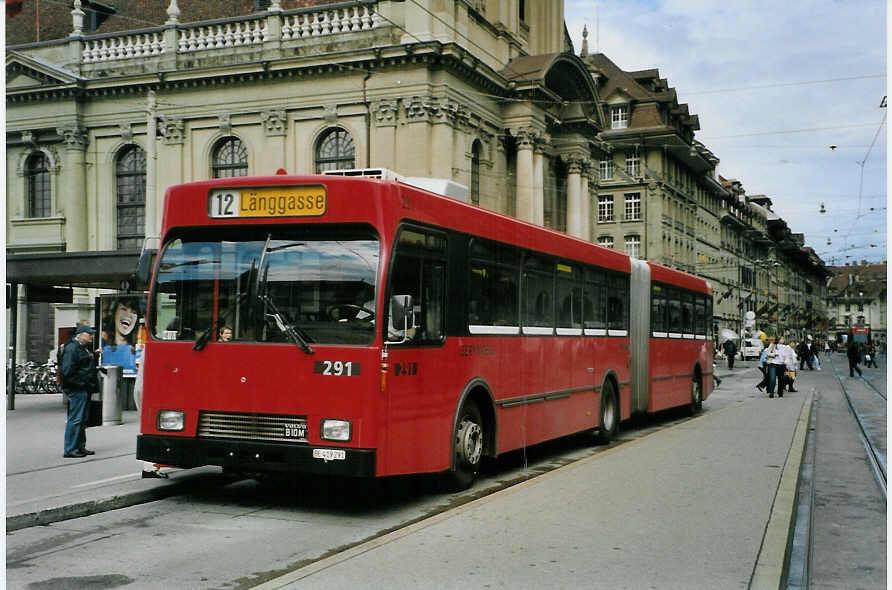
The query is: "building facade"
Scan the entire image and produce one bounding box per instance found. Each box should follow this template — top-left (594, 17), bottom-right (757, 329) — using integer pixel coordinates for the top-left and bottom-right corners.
top-left (6, 0), bottom-right (833, 361)
top-left (827, 262), bottom-right (887, 346)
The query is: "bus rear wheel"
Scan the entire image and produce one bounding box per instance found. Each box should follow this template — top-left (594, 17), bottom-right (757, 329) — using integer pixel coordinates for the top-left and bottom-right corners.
top-left (595, 382), bottom-right (619, 444)
top-left (444, 401), bottom-right (484, 491)
top-left (689, 376), bottom-right (703, 415)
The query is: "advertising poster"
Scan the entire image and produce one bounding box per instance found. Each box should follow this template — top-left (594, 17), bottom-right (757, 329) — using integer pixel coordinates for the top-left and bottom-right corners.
top-left (95, 294), bottom-right (147, 377)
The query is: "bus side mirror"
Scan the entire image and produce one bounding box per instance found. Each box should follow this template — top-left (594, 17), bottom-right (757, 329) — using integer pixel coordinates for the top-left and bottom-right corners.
top-left (136, 237), bottom-right (160, 286)
top-left (136, 248), bottom-right (157, 286)
top-left (387, 295), bottom-right (414, 343)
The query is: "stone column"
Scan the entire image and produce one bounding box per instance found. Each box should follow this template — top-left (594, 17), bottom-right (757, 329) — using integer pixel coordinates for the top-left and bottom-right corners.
top-left (565, 155), bottom-right (584, 238)
top-left (580, 167), bottom-right (591, 241)
top-left (532, 135), bottom-right (549, 226)
top-left (514, 128), bottom-right (537, 224)
top-left (55, 124), bottom-right (89, 251)
top-left (146, 91), bottom-right (158, 239)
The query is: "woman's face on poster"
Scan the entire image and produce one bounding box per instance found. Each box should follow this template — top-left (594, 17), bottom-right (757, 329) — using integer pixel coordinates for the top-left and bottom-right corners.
top-left (115, 303), bottom-right (138, 337)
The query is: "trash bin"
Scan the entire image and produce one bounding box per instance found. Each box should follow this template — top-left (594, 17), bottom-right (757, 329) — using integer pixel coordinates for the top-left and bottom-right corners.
top-left (100, 365), bottom-right (123, 426)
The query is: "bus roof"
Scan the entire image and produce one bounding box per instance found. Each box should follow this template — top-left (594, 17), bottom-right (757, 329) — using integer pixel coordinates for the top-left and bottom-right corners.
top-left (160, 173), bottom-right (707, 291)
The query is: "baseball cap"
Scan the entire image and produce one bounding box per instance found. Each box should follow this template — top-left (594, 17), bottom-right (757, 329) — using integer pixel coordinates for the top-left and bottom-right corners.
top-left (75, 325), bottom-right (95, 335)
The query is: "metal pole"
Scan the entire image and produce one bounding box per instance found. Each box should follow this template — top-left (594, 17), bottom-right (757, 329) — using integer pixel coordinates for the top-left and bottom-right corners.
top-left (7, 282), bottom-right (18, 410)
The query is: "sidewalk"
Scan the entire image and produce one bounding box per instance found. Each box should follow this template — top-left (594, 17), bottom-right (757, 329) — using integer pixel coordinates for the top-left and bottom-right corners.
top-left (5, 393), bottom-right (224, 532)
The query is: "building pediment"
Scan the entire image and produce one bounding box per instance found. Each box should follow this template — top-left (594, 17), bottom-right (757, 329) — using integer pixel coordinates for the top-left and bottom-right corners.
top-left (6, 51), bottom-right (82, 92)
top-left (501, 52), bottom-right (605, 129)
top-left (603, 88), bottom-right (634, 105)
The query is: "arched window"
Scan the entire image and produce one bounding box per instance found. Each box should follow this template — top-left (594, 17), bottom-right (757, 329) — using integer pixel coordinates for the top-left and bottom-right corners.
top-left (116, 145), bottom-right (146, 250)
top-left (315, 127), bottom-right (355, 173)
top-left (212, 137), bottom-right (248, 178)
top-left (25, 152), bottom-right (51, 218)
top-left (471, 140), bottom-right (481, 206)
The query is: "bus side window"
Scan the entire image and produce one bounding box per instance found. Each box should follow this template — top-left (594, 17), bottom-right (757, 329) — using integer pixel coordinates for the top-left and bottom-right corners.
top-left (667, 288), bottom-right (682, 334)
top-left (468, 240), bottom-right (519, 331)
top-left (388, 228), bottom-right (447, 344)
top-left (583, 268), bottom-right (605, 331)
top-left (652, 283), bottom-right (667, 334)
top-left (681, 291), bottom-right (694, 335)
top-left (607, 273), bottom-right (628, 332)
top-left (706, 295), bottom-right (713, 339)
top-left (522, 255), bottom-right (554, 333)
top-left (556, 263), bottom-right (581, 331)
top-left (694, 296), bottom-right (706, 336)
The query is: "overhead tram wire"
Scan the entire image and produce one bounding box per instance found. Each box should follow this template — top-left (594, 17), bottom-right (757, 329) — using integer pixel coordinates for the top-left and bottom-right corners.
top-left (682, 74), bottom-right (885, 96)
top-left (839, 111), bottom-right (887, 245)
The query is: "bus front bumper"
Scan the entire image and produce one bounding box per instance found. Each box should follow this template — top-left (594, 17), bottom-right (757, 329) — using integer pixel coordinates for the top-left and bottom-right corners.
top-left (137, 434), bottom-right (376, 477)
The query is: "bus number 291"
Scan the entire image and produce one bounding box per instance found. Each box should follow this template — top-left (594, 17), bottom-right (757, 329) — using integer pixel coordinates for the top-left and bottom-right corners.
top-left (313, 361), bottom-right (360, 376)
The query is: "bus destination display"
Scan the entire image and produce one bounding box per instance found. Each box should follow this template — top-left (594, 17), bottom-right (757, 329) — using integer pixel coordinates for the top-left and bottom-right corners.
top-left (208, 186), bottom-right (327, 218)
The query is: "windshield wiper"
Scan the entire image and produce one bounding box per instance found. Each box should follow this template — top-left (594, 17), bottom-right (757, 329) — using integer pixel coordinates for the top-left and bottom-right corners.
top-left (259, 294), bottom-right (314, 354)
top-left (192, 318), bottom-right (222, 351)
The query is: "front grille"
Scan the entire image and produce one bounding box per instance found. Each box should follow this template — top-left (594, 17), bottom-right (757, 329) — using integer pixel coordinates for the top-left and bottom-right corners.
top-left (197, 411), bottom-right (308, 443)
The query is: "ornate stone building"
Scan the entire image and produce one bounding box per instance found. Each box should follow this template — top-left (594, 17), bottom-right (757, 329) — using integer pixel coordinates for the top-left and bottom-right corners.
top-left (6, 0), bottom-right (610, 359)
top-left (5, 0), bottom-right (831, 360)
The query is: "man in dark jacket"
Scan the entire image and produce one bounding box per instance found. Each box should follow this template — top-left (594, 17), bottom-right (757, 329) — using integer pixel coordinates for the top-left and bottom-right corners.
top-left (61, 325), bottom-right (100, 458)
top-left (722, 339), bottom-right (738, 369)
top-left (846, 340), bottom-right (863, 378)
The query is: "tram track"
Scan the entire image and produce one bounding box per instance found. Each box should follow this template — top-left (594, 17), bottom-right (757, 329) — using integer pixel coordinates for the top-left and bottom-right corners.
top-left (828, 355), bottom-right (886, 498)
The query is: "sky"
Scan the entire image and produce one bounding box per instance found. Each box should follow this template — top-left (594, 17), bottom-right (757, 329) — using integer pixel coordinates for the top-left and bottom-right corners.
top-left (564, 0), bottom-right (887, 266)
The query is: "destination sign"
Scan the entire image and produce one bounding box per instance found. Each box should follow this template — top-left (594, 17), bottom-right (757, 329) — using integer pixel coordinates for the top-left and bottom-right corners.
top-left (208, 186), bottom-right (327, 218)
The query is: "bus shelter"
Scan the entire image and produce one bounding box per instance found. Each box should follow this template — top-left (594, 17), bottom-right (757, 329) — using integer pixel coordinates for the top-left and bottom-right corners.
top-left (6, 250), bottom-right (143, 409)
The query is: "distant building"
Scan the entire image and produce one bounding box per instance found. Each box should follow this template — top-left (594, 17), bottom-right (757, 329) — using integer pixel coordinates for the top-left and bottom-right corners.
top-left (827, 262), bottom-right (887, 344)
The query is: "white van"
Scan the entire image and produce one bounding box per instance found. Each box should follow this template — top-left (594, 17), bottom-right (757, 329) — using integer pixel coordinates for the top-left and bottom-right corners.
top-left (740, 338), bottom-right (764, 360)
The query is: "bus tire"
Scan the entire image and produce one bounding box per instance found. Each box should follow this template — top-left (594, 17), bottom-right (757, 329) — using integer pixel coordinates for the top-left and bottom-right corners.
top-left (444, 401), bottom-right (484, 491)
top-left (595, 382), bottom-right (619, 444)
top-left (689, 375), bottom-right (703, 415)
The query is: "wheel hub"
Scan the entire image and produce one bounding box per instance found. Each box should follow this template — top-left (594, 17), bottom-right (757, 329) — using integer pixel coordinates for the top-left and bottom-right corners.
top-left (457, 420), bottom-right (483, 465)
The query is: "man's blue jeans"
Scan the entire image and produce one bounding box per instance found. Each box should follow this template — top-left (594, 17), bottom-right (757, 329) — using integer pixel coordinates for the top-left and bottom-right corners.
top-left (64, 390), bottom-right (88, 455)
top-left (766, 365), bottom-right (778, 394)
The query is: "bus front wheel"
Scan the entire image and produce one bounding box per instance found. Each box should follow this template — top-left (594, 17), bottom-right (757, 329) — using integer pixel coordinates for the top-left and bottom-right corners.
top-left (444, 401), bottom-right (484, 491)
top-left (595, 383), bottom-right (619, 444)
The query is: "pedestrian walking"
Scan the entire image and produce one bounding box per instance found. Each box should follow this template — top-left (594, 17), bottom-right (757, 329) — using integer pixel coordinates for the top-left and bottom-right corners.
top-left (722, 338), bottom-right (738, 370)
top-left (755, 346), bottom-right (770, 392)
top-left (865, 342), bottom-right (879, 368)
top-left (783, 339), bottom-right (798, 393)
top-left (765, 336), bottom-right (788, 398)
top-left (797, 335), bottom-right (815, 370)
top-left (61, 325), bottom-right (100, 458)
top-left (847, 339), bottom-right (863, 377)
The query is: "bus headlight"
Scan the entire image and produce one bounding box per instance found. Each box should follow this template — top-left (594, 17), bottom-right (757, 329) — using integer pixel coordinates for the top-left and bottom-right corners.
top-left (321, 419), bottom-right (351, 441)
top-left (157, 410), bottom-right (185, 431)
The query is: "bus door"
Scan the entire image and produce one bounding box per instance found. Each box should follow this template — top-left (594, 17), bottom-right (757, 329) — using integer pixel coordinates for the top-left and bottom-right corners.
top-left (382, 226), bottom-right (450, 475)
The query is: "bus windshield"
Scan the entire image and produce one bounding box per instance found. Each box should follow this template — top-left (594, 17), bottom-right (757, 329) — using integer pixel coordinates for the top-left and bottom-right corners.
top-left (151, 226), bottom-right (379, 346)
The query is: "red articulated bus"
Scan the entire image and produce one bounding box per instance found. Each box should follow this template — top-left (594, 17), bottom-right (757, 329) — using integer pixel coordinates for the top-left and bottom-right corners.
top-left (137, 169), bottom-right (714, 489)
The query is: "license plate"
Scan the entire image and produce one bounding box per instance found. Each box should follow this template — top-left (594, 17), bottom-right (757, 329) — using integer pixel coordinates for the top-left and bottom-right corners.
top-left (312, 448), bottom-right (346, 461)
top-left (208, 186), bottom-right (327, 218)
top-left (284, 423), bottom-right (306, 439)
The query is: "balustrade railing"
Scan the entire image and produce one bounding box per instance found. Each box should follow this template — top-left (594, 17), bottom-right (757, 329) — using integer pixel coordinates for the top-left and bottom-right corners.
top-left (179, 19), bottom-right (268, 53)
top-left (80, 2), bottom-right (382, 65)
top-left (282, 4), bottom-right (379, 39)
top-left (83, 31), bottom-right (164, 63)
